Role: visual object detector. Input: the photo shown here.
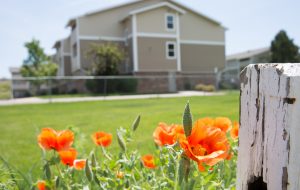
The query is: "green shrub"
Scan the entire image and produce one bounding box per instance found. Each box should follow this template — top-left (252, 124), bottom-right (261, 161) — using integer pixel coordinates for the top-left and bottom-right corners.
top-left (195, 84), bottom-right (215, 92)
top-left (86, 79), bottom-right (137, 94)
top-left (0, 81), bottom-right (11, 100)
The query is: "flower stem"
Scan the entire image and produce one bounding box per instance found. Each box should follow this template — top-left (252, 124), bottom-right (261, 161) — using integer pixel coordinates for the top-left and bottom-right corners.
top-left (173, 154), bottom-right (180, 190)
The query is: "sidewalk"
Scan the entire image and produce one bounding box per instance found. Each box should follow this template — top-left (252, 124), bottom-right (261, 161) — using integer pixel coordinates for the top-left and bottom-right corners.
top-left (0, 91), bottom-right (224, 106)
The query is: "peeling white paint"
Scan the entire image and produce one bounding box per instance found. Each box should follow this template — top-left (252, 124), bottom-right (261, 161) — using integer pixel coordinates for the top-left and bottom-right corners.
top-left (237, 63), bottom-right (300, 190)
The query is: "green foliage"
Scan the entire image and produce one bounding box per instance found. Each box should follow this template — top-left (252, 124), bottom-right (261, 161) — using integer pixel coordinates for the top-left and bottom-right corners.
top-left (0, 164), bottom-right (18, 190)
top-left (0, 93), bottom-right (239, 178)
top-left (21, 39), bottom-right (58, 77)
top-left (20, 39), bottom-right (58, 95)
top-left (0, 81), bottom-right (11, 100)
top-left (270, 30), bottom-right (300, 63)
top-left (86, 78), bottom-right (138, 94)
top-left (86, 43), bottom-right (124, 76)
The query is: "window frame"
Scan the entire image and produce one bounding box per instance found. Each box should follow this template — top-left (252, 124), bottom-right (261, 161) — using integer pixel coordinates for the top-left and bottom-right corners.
top-left (165, 13), bottom-right (175, 31)
top-left (166, 41), bottom-right (177, 60)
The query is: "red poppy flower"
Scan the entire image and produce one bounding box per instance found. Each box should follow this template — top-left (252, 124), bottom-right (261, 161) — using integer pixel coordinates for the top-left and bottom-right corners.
top-left (37, 128), bottom-right (74, 151)
top-left (92, 132), bottom-right (113, 147)
top-left (73, 159), bottom-right (86, 170)
top-left (56, 130), bottom-right (74, 151)
top-left (58, 148), bottom-right (77, 166)
top-left (38, 128), bottom-right (57, 150)
top-left (37, 180), bottom-right (46, 190)
top-left (141, 154), bottom-right (156, 169)
top-left (179, 119), bottom-right (230, 171)
top-left (153, 123), bottom-right (184, 146)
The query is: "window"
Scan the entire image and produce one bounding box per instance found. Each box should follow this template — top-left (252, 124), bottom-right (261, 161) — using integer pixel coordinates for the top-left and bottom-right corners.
top-left (72, 43), bottom-right (77, 57)
top-left (166, 42), bottom-right (176, 59)
top-left (166, 14), bottom-right (175, 30)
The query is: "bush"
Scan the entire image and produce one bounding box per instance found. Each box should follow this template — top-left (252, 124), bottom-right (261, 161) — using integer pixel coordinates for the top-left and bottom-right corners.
top-left (86, 79), bottom-right (137, 94)
top-left (194, 84), bottom-right (215, 92)
top-left (219, 81), bottom-right (239, 90)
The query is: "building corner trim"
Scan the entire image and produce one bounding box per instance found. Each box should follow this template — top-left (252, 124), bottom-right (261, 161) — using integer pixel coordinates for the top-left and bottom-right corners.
top-left (176, 13), bottom-right (181, 72)
top-left (132, 14), bottom-right (139, 72)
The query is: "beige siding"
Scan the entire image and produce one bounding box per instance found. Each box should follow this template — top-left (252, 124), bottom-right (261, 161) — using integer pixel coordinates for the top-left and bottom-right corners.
top-left (138, 37), bottom-right (177, 71)
top-left (64, 56), bottom-right (72, 76)
top-left (79, 40), bottom-right (128, 73)
top-left (136, 7), bottom-right (177, 34)
top-left (180, 11), bottom-right (225, 41)
top-left (78, 0), bottom-right (164, 37)
top-left (63, 37), bottom-right (71, 53)
top-left (181, 44), bottom-right (225, 72)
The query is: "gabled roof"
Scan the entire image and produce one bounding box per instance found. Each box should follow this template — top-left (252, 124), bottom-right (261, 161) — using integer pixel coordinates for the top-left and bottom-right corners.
top-left (66, 0), bottom-right (224, 28)
top-left (227, 47), bottom-right (270, 61)
top-left (129, 2), bottom-right (186, 15)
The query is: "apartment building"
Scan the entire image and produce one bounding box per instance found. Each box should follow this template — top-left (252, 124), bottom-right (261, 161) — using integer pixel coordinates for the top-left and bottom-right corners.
top-left (54, 0), bottom-right (226, 78)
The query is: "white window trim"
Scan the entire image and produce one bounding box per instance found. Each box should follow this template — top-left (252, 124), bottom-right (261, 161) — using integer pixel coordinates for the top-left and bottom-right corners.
top-left (166, 41), bottom-right (177, 60)
top-left (165, 13), bottom-right (176, 32)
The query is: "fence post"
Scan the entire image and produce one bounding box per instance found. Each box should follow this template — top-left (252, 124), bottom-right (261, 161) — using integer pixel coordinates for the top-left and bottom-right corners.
top-left (237, 64), bottom-right (300, 190)
top-left (48, 78), bottom-right (52, 103)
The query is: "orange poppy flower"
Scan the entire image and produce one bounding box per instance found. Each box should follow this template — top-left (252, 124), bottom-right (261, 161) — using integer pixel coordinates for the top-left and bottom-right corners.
top-left (37, 128), bottom-right (74, 151)
top-left (37, 180), bottom-right (46, 190)
top-left (116, 171), bottom-right (124, 179)
top-left (92, 132), bottom-right (113, 147)
top-left (56, 130), bottom-right (74, 151)
top-left (214, 117), bottom-right (232, 132)
top-left (197, 117), bottom-right (215, 127)
top-left (153, 123), bottom-right (184, 146)
top-left (59, 148), bottom-right (77, 166)
top-left (179, 119), bottom-right (230, 171)
top-left (73, 159), bottom-right (86, 170)
top-left (141, 154), bottom-right (156, 169)
top-left (38, 128), bottom-right (57, 150)
top-left (230, 121), bottom-right (239, 140)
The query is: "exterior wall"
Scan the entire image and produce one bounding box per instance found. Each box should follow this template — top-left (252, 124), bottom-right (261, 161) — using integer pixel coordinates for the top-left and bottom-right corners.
top-left (78, 0), bottom-right (163, 37)
top-left (179, 10), bottom-right (225, 42)
top-left (136, 7), bottom-right (177, 34)
top-left (63, 37), bottom-right (71, 53)
top-left (79, 39), bottom-right (128, 74)
top-left (64, 56), bottom-right (72, 76)
top-left (137, 37), bottom-right (177, 71)
top-left (181, 44), bottom-right (225, 72)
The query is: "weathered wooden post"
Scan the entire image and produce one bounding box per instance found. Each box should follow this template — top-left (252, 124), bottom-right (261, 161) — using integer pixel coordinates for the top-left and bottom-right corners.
top-left (237, 64), bottom-right (300, 190)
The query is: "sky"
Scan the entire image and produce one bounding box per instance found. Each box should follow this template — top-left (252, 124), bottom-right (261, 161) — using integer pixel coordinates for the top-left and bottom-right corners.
top-left (0, 0), bottom-right (299, 78)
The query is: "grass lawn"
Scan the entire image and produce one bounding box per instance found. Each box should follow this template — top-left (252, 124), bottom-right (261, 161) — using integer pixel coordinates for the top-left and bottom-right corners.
top-left (0, 81), bottom-right (11, 100)
top-left (0, 91), bottom-right (239, 178)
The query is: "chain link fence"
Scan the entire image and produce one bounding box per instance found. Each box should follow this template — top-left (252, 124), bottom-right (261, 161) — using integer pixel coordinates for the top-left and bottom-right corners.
top-left (9, 73), bottom-right (223, 100)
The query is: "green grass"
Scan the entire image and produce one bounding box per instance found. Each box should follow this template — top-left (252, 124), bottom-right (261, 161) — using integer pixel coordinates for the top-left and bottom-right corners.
top-left (0, 81), bottom-right (11, 100)
top-left (0, 91), bottom-right (239, 178)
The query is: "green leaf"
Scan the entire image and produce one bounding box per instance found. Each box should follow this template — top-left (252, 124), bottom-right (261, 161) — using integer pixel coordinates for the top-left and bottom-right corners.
top-left (85, 159), bottom-right (94, 182)
top-left (55, 176), bottom-right (60, 188)
top-left (91, 152), bottom-right (97, 168)
top-left (179, 156), bottom-right (191, 185)
top-left (43, 163), bottom-right (51, 181)
top-left (117, 131), bottom-right (126, 152)
top-left (182, 102), bottom-right (193, 136)
top-left (132, 115), bottom-right (141, 131)
top-left (188, 179), bottom-right (196, 190)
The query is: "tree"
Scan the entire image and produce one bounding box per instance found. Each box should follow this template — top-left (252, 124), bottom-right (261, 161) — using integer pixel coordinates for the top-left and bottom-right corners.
top-left (21, 39), bottom-right (58, 94)
top-left (86, 43), bottom-right (124, 76)
top-left (270, 30), bottom-right (300, 63)
top-left (85, 43), bottom-right (127, 93)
